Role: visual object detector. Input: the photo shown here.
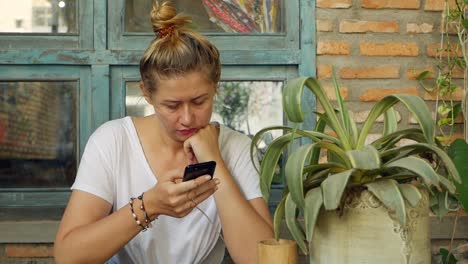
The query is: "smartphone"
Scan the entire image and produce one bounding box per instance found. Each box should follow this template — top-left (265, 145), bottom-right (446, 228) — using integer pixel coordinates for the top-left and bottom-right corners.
top-left (183, 161), bottom-right (216, 181)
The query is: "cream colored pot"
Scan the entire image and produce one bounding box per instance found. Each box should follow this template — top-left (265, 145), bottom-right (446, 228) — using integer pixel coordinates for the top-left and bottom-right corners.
top-left (310, 190), bottom-right (430, 264)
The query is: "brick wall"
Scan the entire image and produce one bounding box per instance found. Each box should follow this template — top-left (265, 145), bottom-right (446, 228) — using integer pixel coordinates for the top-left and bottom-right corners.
top-left (316, 0), bottom-right (467, 261)
top-left (316, 0), bottom-right (464, 138)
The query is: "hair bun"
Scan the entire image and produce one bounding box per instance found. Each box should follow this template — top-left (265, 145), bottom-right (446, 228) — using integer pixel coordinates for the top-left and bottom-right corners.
top-left (151, 1), bottom-right (191, 38)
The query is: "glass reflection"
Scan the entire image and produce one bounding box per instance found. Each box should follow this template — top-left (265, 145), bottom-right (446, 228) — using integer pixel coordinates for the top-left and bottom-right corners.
top-left (125, 81), bottom-right (283, 137)
top-left (0, 81), bottom-right (77, 188)
top-left (125, 0), bottom-right (283, 33)
top-left (0, 0), bottom-right (77, 33)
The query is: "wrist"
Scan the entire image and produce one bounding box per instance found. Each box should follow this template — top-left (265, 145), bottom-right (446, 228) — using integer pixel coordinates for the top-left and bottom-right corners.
top-left (142, 189), bottom-right (161, 220)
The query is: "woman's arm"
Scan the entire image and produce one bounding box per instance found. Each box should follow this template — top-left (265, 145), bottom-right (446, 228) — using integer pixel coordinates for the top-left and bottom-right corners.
top-left (54, 190), bottom-right (142, 264)
top-left (183, 125), bottom-right (274, 264)
top-left (54, 176), bottom-right (218, 264)
top-left (212, 161), bottom-right (274, 264)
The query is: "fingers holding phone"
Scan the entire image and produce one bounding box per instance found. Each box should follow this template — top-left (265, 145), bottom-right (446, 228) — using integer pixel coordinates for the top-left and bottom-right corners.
top-left (146, 163), bottom-right (219, 218)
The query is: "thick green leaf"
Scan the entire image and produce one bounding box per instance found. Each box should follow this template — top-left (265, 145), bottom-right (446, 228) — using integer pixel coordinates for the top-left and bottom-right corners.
top-left (448, 139), bottom-right (468, 210)
top-left (285, 144), bottom-right (315, 208)
top-left (346, 145), bottom-right (381, 170)
top-left (358, 94), bottom-right (434, 148)
top-left (366, 179), bottom-right (407, 225)
top-left (321, 169), bottom-right (354, 210)
top-left (258, 133), bottom-right (296, 201)
top-left (285, 194), bottom-right (308, 255)
top-left (383, 107), bottom-right (398, 136)
top-left (332, 72), bottom-right (353, 143)
top-left (283, 77), bottom-right (352, 150)
top-left (385, 157), bottom-right (440, 188)
top-left (273, 195), bottom-right (287, 240)
top-left (438, 174), bottom-right (457, 194)
top-left (304, 188), bottom-right (323, 242)
top-left (382, 143), bottom-right (461, 184)
top-left (397, 184), bottom-right (422, 207)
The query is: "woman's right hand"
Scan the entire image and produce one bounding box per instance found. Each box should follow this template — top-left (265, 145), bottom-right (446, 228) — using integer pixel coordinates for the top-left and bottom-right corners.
top-left (145, 174), bottom-right (219, 219)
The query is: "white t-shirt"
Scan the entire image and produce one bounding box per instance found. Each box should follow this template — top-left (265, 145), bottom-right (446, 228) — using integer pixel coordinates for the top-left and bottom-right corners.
top-left (71, 117), bottom-right (262, 264)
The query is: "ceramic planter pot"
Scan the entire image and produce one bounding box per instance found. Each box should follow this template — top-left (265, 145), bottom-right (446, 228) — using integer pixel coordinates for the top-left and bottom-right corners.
top-left (310, 190), bottom-right (430, 264)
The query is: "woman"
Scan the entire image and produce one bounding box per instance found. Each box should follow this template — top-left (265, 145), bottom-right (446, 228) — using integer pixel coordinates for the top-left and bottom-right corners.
top-left (54, 1), bottom-right (273, 263)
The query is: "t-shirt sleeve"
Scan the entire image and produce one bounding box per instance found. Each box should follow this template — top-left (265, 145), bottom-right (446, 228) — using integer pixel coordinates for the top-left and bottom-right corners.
top-left (71, 125), bottom-right (115, 205)
top-left (228, 136), bottom-right (263, 201)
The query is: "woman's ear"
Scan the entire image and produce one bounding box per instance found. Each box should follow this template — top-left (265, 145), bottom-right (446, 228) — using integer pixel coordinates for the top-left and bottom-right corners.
top-left (139, 81), bottom-right (152, 105)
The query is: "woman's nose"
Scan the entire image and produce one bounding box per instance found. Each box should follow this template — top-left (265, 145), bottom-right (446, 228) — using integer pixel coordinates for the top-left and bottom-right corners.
top-left (180, 104), bottom-right (193, 125)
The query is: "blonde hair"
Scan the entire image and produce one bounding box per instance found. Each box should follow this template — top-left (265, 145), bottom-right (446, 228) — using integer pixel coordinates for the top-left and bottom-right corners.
top-left (139, 1), bottom-right (221, 93)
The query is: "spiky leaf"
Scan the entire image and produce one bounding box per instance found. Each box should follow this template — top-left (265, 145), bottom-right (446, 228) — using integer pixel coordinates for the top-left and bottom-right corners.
top-left (385, 157), bottom-right (440, 188)
top-left (346, 145), bottom-right (381, 170)
top-left (322, 169), bottom-right (354, 210)
top-left (285, 144), bottom-right (315, 208)
top-left (398, 184), bottom-right (422, 207)
top-left (285, 194), bottom-right (308, 254)
top-left (366, 179), bottom-right (407, 225)
top-left (304, 188), bottom-right (323, 242)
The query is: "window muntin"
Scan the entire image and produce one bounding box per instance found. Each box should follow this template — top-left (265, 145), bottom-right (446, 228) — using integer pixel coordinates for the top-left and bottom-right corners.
top-left (0, 81), bottom-right (77, 188)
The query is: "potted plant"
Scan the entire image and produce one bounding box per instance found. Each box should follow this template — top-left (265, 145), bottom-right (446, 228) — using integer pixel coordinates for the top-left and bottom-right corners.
top-left (251, 76), bottom-right (462, 263)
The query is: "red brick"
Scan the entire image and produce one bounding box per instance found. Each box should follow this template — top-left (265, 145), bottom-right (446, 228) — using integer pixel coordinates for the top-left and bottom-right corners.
top-left (424, 88), bottom-right (464, 101)
top-left (406, 67), bottom-right (434, 80)
top-left (407, 23), bottom-right (434, 34)
top-left (317, 19), bottom-right (334, 32)
top-left (362, 0), bottom-right (420, 9)
top-left (317, 65), bottom-right (333, 79)
top-left (425, 0), bottom-right (457, 11)
top-left (340, 66), bottom-right (400, 79)
top-left (317, 0), bottom-right (352, 8)
top-left (5, 244), bottom-right (54, 258)
top-left (318, 41), bottom-right (351, 55)
top-left (322, 83), bottom-right (349, 101)
top-left (360, 87), bottom-right (419, 101)
top-left (427, 43), bottom-right (463, 57)
top-left (360, 42), bottom-right (419, 56)
top-left (339, 20), bottom-right (399, 33)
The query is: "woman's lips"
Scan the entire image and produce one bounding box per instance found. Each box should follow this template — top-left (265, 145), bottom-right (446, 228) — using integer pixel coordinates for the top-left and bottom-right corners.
top-left (177, 128), bottom-right (198, 135)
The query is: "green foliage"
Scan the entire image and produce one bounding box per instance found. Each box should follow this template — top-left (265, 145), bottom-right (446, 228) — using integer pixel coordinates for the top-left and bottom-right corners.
top-left (416, 0), bottom-right (467, 142)
top-left (439, 248), bottom-right (457, 264)
top-left (251, 76), bottom-right (461, 255)
top-left (448, 139), bottom-right (468, 210)
top-left (214, 82), bottom-right (250, 130)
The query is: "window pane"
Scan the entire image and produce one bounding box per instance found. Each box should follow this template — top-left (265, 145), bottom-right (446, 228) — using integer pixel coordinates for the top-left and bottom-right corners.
top-left (125, 0), bottom-right (283, 33)
top-left (0, 0), bottom-right (77, 33)
top-left (0, 81), bottom-right (77, 188)
top-left (126, 80), bottom-right (283, 183)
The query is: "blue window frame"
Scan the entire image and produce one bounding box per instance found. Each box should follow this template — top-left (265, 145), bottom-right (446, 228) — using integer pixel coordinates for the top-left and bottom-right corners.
top-left (0, 0), bottom-right (315, 242)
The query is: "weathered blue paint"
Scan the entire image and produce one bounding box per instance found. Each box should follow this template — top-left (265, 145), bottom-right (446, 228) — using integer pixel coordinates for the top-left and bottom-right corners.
top-left (0, 0), bottom-right (316, 242)
top-left (0, 49), bottom-right (301, 65)
top-left (298, 0), bottom-right (317, 146)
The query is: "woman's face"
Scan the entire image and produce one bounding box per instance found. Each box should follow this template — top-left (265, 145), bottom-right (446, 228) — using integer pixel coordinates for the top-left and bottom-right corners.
top-left (146, 71), bottom-right (216, 143)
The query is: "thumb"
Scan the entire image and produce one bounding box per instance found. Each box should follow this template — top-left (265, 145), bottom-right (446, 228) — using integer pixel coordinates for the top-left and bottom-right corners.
top-left (183, 139), bottom-right (197, 164)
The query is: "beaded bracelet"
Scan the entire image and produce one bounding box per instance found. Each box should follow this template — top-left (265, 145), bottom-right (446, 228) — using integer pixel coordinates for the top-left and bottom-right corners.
top-left (137, 192), bottom-right (153, 228)
top-left (129, 197), bottom-right (148, 232)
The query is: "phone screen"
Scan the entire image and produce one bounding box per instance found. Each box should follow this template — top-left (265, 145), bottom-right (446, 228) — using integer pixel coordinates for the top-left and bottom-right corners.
top-left (182, 161), bottom-right (216, 181)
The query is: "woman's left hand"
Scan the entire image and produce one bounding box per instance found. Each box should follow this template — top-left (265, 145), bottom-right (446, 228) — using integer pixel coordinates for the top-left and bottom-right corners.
top-left (183, 123), bottom-right (221, 164)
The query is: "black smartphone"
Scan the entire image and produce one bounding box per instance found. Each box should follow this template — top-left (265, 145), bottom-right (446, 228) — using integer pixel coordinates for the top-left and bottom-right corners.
top-left (183, 161), bottom-right (216, 181)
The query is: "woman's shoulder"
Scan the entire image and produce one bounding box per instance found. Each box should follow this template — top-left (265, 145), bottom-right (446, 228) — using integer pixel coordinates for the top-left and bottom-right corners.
top-left (219, 125), bottom-right (252, 151)
top-left (88, 117), bottom-right (133, 144)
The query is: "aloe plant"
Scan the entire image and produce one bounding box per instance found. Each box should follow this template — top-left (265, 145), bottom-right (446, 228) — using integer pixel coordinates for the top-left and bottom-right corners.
top-left (250, 76), bottom-right (462, 256)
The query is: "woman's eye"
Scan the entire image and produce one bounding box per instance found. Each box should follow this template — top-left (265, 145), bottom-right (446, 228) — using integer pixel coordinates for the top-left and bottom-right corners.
top-left (193, 99), bottom-right (205, 105)
top-left (165, 104), bottom-right (178, 110)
